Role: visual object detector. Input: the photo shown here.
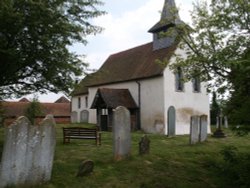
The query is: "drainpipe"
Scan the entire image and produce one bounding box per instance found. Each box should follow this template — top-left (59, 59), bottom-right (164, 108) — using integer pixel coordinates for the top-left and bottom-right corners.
top-left (136, 81), bottom-right (141, 130)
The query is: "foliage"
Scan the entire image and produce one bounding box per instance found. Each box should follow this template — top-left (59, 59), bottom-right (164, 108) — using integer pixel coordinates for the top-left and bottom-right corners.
top-left (224, 51), bottom-right (250, 127)
top-left (0, 0), bottom-right (105, 100)
top-left (25, 97), bottom-right (43, 125)
top-left (0, 102), bottom-right (4, 126)
top-left (210, 91), bottom-right (220, 125)
top-left (217, 146), bottom-right (250, 187)
top-left (169, 0), bottom-right (249, 127)
top-left (172, 0), bottom-right (250, 91)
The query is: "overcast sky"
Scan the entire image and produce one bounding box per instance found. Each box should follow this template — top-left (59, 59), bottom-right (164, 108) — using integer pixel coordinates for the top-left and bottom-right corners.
top-left (14, 0), bottom-right (196, 102)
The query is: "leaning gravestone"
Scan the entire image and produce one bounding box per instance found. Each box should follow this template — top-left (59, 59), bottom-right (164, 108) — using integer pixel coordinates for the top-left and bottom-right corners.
top-left (139, 135), bottom-right (150, 155)
top-left (71, 111), bottom-right (78, 123)
top-left (112, 106), bottom-right (131, 161)
top-left (190, 116), bottom-right (200, 145)
top-left (199, 115), bottom-right (208, 142)
top-left (0, 115), bottom-right (56, 188)
top-left (76, 160), bottom-right (94, 177)
top-left (224, 116), bottom-right (228, 128)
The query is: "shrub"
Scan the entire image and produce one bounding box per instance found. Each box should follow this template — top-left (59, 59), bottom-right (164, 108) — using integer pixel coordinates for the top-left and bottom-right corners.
top-left (219, 146), bottom-right (250, 187)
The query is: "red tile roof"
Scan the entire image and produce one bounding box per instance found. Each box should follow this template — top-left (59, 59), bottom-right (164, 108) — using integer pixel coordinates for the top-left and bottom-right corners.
top-left (72, 42), bottom-right (177, 96)
top-left (54, 96), bottom-right (70, 103)
top-left (1, 101), bottom-right (70, 117)
top-left (19, 98), bottom-right (30, 102)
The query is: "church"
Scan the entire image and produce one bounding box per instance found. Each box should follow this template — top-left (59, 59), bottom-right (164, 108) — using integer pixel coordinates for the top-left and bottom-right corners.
top-left (71, 0), bottom-right (211, 135)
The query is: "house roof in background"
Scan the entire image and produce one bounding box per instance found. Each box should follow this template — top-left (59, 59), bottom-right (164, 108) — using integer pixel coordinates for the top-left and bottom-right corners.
top-left (72, 42), bottom-right (177, 96)
top-left (18, 98), bottom-right (30, 102)
top-left (91, 88), bottom-right (138, 109)
top-left (1, 100), bottom-right (70, 118)
top-left (54, 96), bottom-right (70, 103)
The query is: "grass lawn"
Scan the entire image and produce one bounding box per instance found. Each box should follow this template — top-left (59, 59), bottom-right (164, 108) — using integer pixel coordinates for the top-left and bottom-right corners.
top-left (0, 124), bottom-right (250, 188)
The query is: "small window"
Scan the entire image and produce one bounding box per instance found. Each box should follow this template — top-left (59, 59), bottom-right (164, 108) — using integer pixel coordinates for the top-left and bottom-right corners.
top-left (85, 96), bottom-right (88, 108)
top-left (78, 97), bottom-right (81, 109)
top-left (193, 77), bottom-right (201, 92)
top-left (175, 67), bottom-right (184, 91)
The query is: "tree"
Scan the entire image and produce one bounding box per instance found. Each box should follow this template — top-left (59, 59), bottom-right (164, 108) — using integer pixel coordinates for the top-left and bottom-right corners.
top-left (168, 0), bottom-right (249, 126)
top-left (25, 96), bottom-right (43, 125)
top-left (210, 91), bottom-right (220, 125)
top-left (0, 0), bottom-right (105, 100)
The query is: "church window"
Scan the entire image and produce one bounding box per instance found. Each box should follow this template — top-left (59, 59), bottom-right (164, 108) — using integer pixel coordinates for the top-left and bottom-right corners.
top-left (193, 77), bottom-right (201, 92)
top-left (78, 97), bottom-right (81, 109)
top-left (175, 67), bottom-right (184, 92)
top-left (85, 96), bottom-right (88, 108)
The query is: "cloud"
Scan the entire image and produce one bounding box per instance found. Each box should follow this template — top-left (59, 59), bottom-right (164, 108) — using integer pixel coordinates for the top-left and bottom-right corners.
top-left (85, 0), bottom-right (163, 69)
top-left (85, 0), bottom-right (194, 70)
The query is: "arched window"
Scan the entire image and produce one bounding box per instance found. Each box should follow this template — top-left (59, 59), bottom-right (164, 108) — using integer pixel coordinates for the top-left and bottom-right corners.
top-left (193, 77), bottom-right (201, 92)
top-left (85, 96), bottom-right (88, 108)
top-left (78, 97), bottom-right (81, 109)
top-left (175, 67), bottom-right (184, 91)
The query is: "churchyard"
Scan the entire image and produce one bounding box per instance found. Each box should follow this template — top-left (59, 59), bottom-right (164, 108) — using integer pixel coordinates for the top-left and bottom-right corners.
top-left (0, 123), bottom-right (250, 188)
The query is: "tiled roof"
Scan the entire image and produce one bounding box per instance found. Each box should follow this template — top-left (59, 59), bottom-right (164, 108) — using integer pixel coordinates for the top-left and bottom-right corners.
top-left (19, 98), bottom-right (30, 102)
top-left (54, 96), bottom-right (70, 103)
top-left (91, 88), bottom-right (138, 109)
top-left (1, 101), bottom-right (70, 117)
top-left (72, 42), bottom-right (177, 96)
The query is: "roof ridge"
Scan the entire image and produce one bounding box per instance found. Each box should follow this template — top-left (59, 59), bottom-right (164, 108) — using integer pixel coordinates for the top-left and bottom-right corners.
top-left (109, 42), bottom-right (152, 57)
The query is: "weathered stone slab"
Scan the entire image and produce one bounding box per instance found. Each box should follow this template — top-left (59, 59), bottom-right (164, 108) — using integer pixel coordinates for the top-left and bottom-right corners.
top-left (199, 115), bottom-right (208, 142)
top-left (71, 111), bottom-right (78, 123)
top-left (0, 115), bottom-right (56, 188)
top-left (112, 106), bottom-right (131, 161)
top-left (139, 135), bottom-right (150, 155)
top-left (76, 160), bottom-right (94, 177)
top-left (190, 116), bottom-right (200, 145)
top-left (80, 110), bottom-right (89, 123)
top-left (224, 116), bottom-right (228, 128)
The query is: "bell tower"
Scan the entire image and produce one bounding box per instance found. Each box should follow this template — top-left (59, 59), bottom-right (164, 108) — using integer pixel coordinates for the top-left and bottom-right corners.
top-left (149, 0), bottom-right (182, 50)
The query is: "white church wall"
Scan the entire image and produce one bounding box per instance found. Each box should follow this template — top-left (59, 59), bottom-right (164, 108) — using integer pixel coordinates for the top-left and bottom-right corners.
top-left (71, 94), bottom-right (89, 123)
top-left (140, 77), bottom-right (165, 134)
top-left (83, 77), bottom-right (165, 134)
top-left (163, 49), bottom-right (211, 135)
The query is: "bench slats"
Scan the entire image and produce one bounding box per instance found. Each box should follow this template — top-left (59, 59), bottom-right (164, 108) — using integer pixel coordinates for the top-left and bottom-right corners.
top-left (62, 127), bottom-right (101, 145)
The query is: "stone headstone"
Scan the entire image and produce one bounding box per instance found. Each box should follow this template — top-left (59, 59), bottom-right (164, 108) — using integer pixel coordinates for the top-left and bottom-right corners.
top-left (139, 135), bottom-right (150, 155)
top-left (71, 111), bottom-right (78, 123)
top-left (0, 115), bottom-right (56, 188)
top-left (167, 106), bottom-right (176, 136)
top-left (80, 110), bottom-right (89, 123)
top-left (216, 116), bottom-right (219, 128)
top-left (190, 116), bottom-right (200, 145)
top-left (224, 116), bottom-right (228, 128)
top-left (199, 115), bottom-right (208, 142)
top-left (112, 106), bottom-right (131, 161)
top-left (76, 160), bottom-right (94, 177)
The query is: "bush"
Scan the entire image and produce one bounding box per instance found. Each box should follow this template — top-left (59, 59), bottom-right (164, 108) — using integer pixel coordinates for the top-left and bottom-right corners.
top-left (218, 146), bottom-right (250, 187)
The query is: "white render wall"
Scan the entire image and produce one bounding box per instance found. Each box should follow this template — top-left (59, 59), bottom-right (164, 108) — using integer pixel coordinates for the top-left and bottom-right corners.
top-left (71, 94), bottom-right (89, 122)
top-left (71, 77), bottom-right (165, 133)
top-left (87, 78), bottom-right (165, 134)
top-left (163, 67), bottom-right (211, 135)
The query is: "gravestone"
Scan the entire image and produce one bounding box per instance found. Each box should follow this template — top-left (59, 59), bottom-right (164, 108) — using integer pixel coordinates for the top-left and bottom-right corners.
top-left (71, 111), bottom-right (78, 123)
top-left (80, 110), bottom-right (89, 123)
top-left (224, 116), bottom-right (228, 128)
top-left (139, 135), bottom-right (150, 155)
top-left (199, 115), bottom-right (208, 142)
top-left (216, 116), bottom-right (219, 128)
top-left (190, 116), bottom-right (200, 145)
top-left (167, 106), bottom-right (176, 136)
top-left (112, 106), bottom-right (131, 161)
top-left (0, 115), bottom-right (56, 188)
top-left (76, 160), bottom-right (94, 177)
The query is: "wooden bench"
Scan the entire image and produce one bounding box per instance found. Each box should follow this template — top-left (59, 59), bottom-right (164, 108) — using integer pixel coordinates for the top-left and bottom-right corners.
top-left (62, 127), bottom-right (101, 145)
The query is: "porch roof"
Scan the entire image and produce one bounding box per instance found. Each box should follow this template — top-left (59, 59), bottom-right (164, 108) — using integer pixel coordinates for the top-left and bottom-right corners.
top-left (91, 88), bottom-right (138, 109)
